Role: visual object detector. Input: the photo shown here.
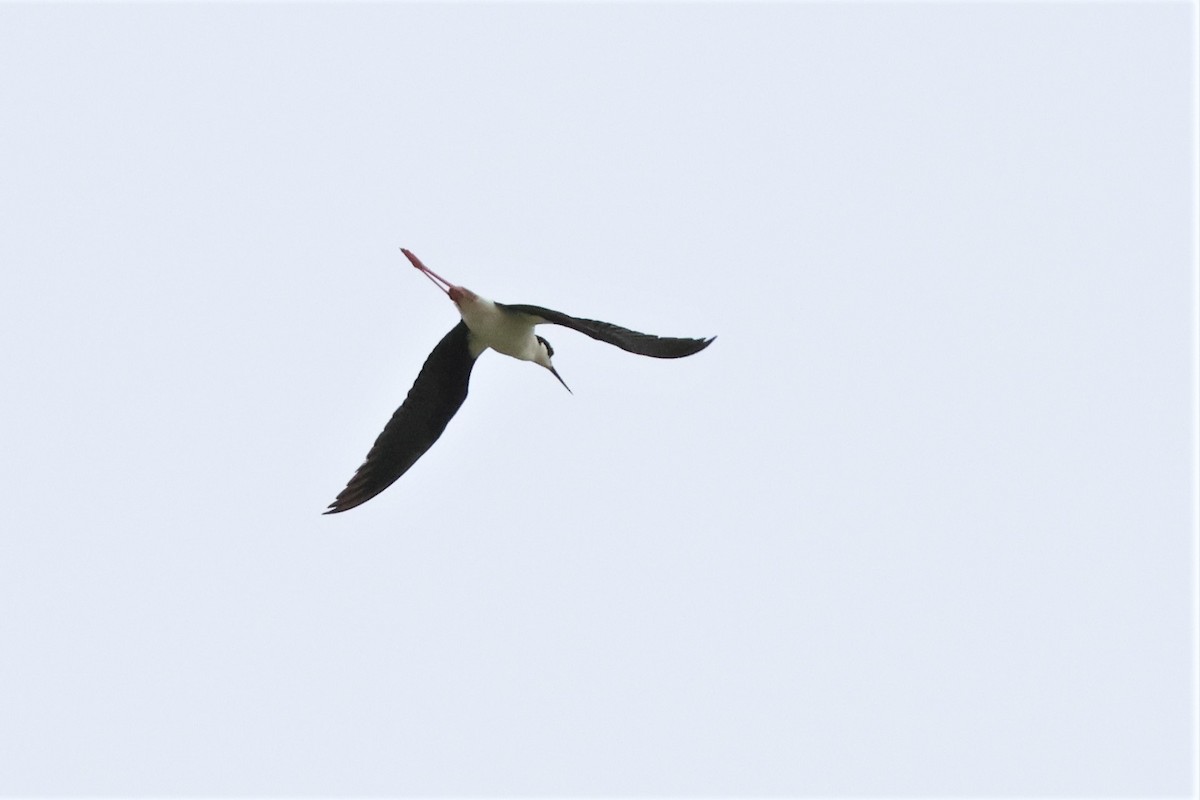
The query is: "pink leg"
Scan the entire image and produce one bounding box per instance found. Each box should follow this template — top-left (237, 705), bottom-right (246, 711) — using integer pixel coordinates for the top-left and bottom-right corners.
top-left (401, 248), bottom-right (455, 295)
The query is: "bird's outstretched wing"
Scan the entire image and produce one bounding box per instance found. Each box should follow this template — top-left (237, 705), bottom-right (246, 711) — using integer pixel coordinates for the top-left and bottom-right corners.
top-left (498, 303), bottom-right (715, 358)
top-left (325, 322), bottom-right (478, 514)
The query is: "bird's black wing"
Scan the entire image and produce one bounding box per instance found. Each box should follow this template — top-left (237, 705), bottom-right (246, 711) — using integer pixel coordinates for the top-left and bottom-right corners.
top-left (498, 303), bottom-right (715, 359)
top-left (325, 322), bottom-right (478, 514)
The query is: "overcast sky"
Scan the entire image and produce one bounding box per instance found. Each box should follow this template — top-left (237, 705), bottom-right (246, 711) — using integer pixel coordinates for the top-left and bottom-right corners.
top-left (0, 2), bottom-right (1195, 797)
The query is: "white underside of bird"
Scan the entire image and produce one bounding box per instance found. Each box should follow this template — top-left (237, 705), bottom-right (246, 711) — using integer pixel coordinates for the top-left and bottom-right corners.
top-left (458, 296), bottom-right (540, 361)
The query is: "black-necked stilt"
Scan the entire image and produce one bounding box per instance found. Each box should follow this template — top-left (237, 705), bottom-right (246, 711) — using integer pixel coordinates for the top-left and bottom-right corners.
top-left (325, 249), bottom-right (715, 514)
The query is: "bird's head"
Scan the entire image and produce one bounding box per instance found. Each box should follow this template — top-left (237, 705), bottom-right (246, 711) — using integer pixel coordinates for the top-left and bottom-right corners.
top-left (534, 335), bottom-right (571, 394)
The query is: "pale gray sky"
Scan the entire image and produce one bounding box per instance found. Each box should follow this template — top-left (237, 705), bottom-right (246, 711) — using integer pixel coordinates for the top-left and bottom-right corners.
top-left (0, 2), bottom-right (1195, 796)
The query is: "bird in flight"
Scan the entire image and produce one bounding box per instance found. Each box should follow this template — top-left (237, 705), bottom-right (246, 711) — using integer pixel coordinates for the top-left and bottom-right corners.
top-left (325, 249), bottom-right (715, 514)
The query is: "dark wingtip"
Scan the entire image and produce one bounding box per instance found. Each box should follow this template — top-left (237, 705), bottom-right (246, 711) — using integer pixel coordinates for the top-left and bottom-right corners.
top-left (324, 493), bottom-right (369, 515)
top-left (677, 335), bottom-right (716, 357)
top-left (324, 491), bottom-right (365, 514)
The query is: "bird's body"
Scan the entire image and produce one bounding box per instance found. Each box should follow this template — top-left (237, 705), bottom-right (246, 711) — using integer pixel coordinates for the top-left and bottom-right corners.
top-left (457, 295), bottom-right (540, 362)
top-left (325, 249), bottom-right (714, 514)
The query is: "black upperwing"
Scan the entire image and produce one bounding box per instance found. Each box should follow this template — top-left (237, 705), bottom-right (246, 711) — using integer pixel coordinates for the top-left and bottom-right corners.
top-left (499, 303), bottom-right (715, 359)
top-left (325, 321), bottom-right (479, 514)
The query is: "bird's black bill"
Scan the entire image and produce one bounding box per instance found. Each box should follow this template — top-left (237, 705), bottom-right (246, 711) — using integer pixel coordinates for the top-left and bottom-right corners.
top-left (549, 365), bottom-right (572, 394)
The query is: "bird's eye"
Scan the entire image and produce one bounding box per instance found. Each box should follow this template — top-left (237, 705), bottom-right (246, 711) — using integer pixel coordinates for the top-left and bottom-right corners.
top-left (536, 335), bottom-right (554, 357)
